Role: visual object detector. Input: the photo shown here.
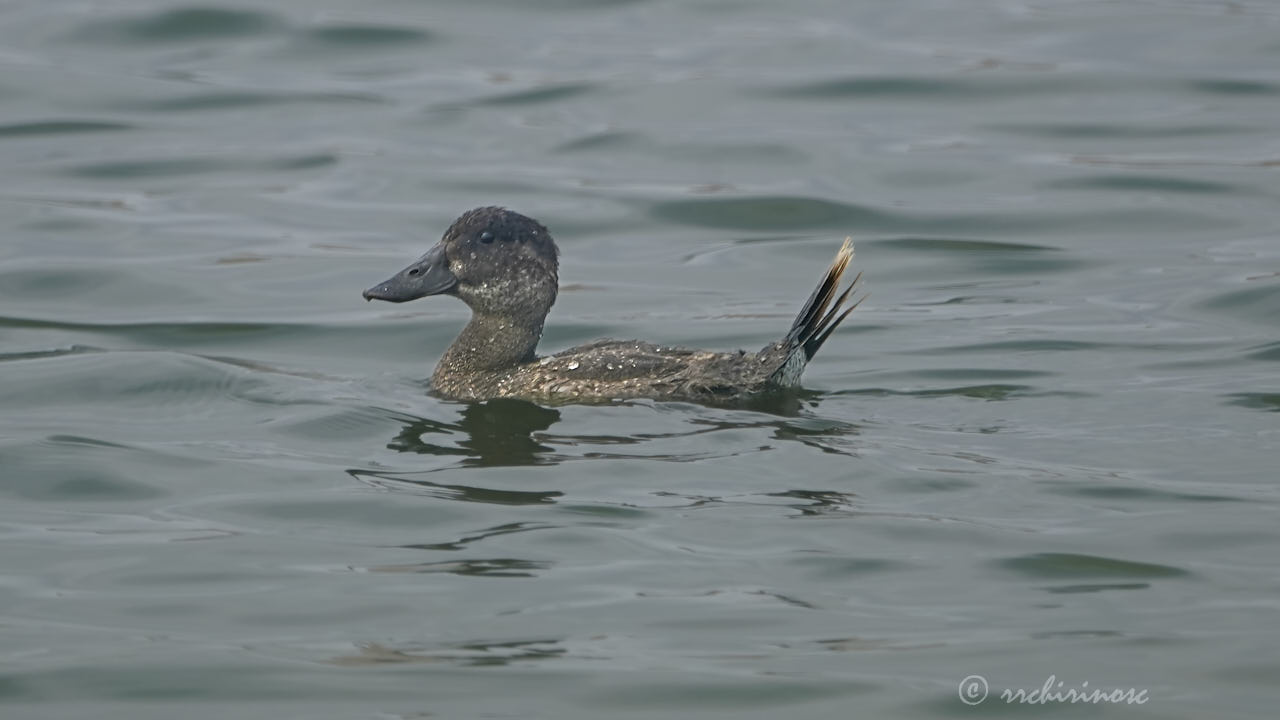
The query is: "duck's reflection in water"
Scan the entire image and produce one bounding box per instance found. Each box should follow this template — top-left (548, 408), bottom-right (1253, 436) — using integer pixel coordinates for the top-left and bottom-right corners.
top-left (347, 399), bottom-right (562, 502)
top-left (388, 398), bottom-right (561, 468)
top-left (370, 391), bottom-right (856, 464)
top-left (351, 392), bottom-right (860, 497)
top-left (345, 395), bottom-right (864, 578)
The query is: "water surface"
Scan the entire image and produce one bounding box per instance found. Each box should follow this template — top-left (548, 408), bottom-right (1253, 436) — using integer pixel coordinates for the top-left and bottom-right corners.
top-left (2, 1), bottom-right (1278, 718)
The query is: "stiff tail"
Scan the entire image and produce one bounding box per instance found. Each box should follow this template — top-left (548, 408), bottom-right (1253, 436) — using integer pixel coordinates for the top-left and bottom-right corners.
top-left (768, 238), bottom-right (863, 386)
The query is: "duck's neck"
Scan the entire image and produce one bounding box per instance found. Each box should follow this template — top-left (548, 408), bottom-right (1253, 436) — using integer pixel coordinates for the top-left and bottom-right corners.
top-left (437, 312), bottom-right (544, 374)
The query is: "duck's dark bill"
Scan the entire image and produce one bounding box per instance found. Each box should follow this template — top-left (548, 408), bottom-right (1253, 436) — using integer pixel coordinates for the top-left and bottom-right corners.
top-left (362, 244), bottom-right (457, 302)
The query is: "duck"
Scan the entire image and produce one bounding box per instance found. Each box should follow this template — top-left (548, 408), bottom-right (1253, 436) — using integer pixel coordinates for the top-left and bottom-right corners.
top-left (362, 206), bottom-right (861, 404)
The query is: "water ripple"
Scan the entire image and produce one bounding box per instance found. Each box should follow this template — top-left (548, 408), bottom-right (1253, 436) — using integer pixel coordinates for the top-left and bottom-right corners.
top-left (293, 24), bottom-right (432, 51)
top-left (123, 91), bottom-right (386, 113)
top-left (837, 384), bottom-right (1040, 401)
top-left (997, 552), bottom-right (1191, 580)
top-left (1187, 78), bottom-right (1280, 95)
top-left (62, 153), bottom-right (338, 179)
top-left (1043, 175), bottom-right (1241, 194)
top-left (1224, 393), bottom-right (1280, 413)
top-left (366, 558), bottom-right (552, 577)
top-left (1199, 283), bottom-right (1280, 324)
top-left (470, 82), bottom-right (598, 107)
top-left (0, 120), bottom-right (135, 137)
top-left (70, 7), bottom-right (286, 44)
top-left (650, 196), bottom-right (892, 231)
top-left (988, 122), bottom-right (1250, 139)
top-left (760, 75), bottom-right (1080, 100)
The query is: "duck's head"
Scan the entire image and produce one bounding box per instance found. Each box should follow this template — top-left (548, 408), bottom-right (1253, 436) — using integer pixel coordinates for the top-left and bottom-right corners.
top-left (363, 206), bottom-right (559, 321)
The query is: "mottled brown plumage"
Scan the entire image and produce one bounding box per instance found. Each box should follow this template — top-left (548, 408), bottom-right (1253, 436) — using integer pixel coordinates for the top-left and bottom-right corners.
top-left (363, 207), bottom-right (861, 404)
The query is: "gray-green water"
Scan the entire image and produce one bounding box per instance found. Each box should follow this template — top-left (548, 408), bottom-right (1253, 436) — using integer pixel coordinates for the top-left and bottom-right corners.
top-left (2, 1), bottom-right (1278, 718)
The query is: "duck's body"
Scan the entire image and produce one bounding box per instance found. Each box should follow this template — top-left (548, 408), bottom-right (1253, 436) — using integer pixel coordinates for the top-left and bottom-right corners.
top-left (433, 339), bottom-right (778, 403)
top-left (363, 207), bottom-right (861, 404)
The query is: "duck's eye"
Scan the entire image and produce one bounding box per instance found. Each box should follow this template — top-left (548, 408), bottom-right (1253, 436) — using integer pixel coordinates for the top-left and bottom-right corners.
top-left (478, 231), bottom-right (494, 243)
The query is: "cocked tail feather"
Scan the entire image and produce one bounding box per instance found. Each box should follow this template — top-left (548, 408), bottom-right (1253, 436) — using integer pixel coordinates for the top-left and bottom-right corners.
top-left (767, 238), bottom-right (863, 387)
